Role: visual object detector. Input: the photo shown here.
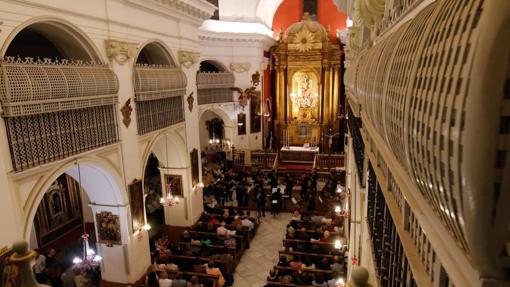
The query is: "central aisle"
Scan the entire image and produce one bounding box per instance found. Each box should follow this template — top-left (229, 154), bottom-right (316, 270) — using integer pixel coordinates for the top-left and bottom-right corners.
top-left (233, 213), bottom-right (292, 287)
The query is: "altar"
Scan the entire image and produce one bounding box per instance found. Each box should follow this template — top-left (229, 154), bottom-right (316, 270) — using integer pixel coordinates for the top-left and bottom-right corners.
top-left (280, 146), bottom-right (319, 163)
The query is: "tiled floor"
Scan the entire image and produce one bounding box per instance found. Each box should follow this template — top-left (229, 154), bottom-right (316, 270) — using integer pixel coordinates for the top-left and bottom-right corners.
top-left (232, 213), bottom-right (292, 287)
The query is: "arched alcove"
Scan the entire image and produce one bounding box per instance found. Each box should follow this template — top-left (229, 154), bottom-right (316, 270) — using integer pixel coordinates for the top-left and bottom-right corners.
top-left (135, 41), bottom-right (176, 66)
top-left (3, 19), bottom-right (102, 61)
top-left (133, 41), bottom-right (186, 135)
top-left (199, 60), bottom-right (228, 72)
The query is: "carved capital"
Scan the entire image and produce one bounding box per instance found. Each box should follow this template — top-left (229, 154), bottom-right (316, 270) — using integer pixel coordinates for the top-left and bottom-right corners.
top-left (178, 50), bottom-right (200, 68)
top-left (105, 39), bottom-right (138, 65)
top-left (229, 63), bottom-right (251, 73)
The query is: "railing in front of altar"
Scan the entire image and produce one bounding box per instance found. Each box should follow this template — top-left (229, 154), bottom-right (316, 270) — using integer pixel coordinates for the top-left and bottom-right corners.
top-left (251, 151), bottom-right (277, 170)
top-left (232, 150), bottom-right (245, 167)
top-left (316, 153), bottom-right (345, 170)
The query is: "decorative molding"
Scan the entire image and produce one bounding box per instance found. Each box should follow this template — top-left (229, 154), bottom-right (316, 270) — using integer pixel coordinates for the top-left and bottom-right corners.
top-left (198, 31), bottom-right (276, 47)
top-left (105, 39), bottom-right (138, 65)
top-left (229, 63), bottom-right (251, 73)
top-left (187, 92), bottom-right (194, 112)
top-left (121, 99), bottom-right (133, 128)
top-left (126, 0), bottom-right (216, 24)
top-left (178, 50), bottom-right (200, 68)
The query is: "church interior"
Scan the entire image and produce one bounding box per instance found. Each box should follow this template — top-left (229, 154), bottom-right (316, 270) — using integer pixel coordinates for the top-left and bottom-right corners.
top-left (0, 0), bottom-right (508, 287)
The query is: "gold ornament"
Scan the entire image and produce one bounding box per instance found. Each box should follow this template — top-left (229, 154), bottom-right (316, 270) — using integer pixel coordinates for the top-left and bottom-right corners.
top-left (293, 29), bottom-right (315, 53)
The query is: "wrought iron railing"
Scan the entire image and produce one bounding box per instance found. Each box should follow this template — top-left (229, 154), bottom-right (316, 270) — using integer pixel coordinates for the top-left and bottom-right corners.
top-left (196, 72), bottom-right (235, 105)
top-left (133, 64), bottom-right (186, 135)
top-left (0, 57), bottom-right (119, 171)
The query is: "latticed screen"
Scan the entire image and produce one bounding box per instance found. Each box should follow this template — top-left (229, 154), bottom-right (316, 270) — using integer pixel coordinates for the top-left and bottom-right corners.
top-left (5, 105), bottom-right (118, 171)
top-left (197, 88), bottom-right (233, 105)
top-left (136, 96), bottom-right (184, 135)
top-left (0, 57), bottom-right (120, 172)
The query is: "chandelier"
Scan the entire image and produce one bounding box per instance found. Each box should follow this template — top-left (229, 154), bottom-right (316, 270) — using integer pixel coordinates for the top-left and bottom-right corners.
top-left (72, 162), bottom-right (102, 267)
top-left (160, 183), bottom-right (180, 207)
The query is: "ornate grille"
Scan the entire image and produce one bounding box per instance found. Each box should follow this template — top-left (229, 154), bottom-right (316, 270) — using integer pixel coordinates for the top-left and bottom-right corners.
top-left (133, 64), bottom-right (187, 135)
top-left (5, 106), bottom-right (118, 171)
top-left (0, 57), bottom-right (119, 172)
top-left (0, 57), bottom-right (118, 117)
top-left (136, 96), bottom-right (184, 135)
top-left (196, 72), bottom-right (235, 105)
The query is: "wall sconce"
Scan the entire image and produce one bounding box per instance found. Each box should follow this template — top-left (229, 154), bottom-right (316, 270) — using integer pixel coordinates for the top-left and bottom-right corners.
top-left (335, 205), bottom-right (342, 215)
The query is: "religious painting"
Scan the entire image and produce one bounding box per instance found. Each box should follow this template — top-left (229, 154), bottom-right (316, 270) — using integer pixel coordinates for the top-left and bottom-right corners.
top-left (190, 149), bottom-right (199, 187)
top-left (289, 71), bottom-right (319, 122)
top-left (250, 91), bottom-right (261, 133)
top-left (237, 113), bottom-right (246, 135)
top-left (165, 174), bottom-right (183, 197)
top-left (34, 174), bottom-right (83, 248)
top-left (96, 211), bottom-right (121, 245)
top-left (129, 179), bottom-right (144, 232)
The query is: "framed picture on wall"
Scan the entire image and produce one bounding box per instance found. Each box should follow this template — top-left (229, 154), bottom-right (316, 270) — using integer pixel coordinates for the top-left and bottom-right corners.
top-left (128, 179), bottom-right (144, 233)
top-left (237, 113), bottom-right (246, 135)
top-left (190, 149), bottom-right (199, 187)
top-left (164, 174), bottom-right (183, 197)
top-left (96, 211), bottom-right (122, 245)
top-left (250, 91), bottom-right (261, 133)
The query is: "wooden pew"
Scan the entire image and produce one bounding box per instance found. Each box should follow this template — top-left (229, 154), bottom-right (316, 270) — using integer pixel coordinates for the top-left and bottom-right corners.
top-left (178, 242), bottom-right (240, 262)
top-left (160, 269), bottom-right (219, 287)
top-left (157, 254), bottom-right (234, 275)
top-left (187, 230), bottom-right (247, 252)
top-left (282, 238), bottom-right (340, 254)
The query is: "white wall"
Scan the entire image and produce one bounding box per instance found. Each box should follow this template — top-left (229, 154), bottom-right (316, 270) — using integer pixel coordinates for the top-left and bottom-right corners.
top-left (0, 0), bottom-right (213, 283)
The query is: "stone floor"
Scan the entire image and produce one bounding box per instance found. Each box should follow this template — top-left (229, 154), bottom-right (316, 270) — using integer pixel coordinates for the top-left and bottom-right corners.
top-left (232, 212), bottom-right (292, 287)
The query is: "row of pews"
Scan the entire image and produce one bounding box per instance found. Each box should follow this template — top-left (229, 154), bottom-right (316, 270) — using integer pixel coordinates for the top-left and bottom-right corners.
top-left (265, 212), bottom-right (348, 287)
top-left (151, 209), bottom-right (260, 287)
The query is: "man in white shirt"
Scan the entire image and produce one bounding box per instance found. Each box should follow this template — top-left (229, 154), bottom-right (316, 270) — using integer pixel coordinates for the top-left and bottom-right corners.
top-left (216, 222), bottom-right (229, 236)
top-left (241, 217), bottom-right (254, 231)
top-left (158, 271), bottom-right (172, 287)
top-left (33, 251), bottom-right (46, 283)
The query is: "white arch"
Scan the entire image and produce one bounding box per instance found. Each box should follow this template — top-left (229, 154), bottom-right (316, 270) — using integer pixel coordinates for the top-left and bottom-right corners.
top-left (0, 16), bottom-right (104, 61)
top-left (198, 106), bottom-right (235, 129)
top-left (141, 128), bottom-right (188, 173)
top-left (255, 0), bottom-right (284, 28)
top-left (199, 59), bottom-right (229, 72)
top-left (134, 39), bottom-right (178, 67)
top-left (23, 156), bottom-right (127, 242)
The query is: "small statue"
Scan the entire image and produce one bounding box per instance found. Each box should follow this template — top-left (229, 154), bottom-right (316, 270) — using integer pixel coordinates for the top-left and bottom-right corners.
top-left (9, 241), bottom-right (51, 287)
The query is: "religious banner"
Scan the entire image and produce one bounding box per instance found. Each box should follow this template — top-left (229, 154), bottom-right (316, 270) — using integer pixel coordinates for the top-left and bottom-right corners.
top-left (165, 174), bottom-right (183, 196)
top-left (129, 179), bottom-right (144, 232)
top-left (250, 91), bottom-right (261, 133)
top-left (96, 211), bottom-right (121, 245)
top-left (190, 149), bottom-right (199, 187)
top-left (237, 113), bottom-right (246, 135)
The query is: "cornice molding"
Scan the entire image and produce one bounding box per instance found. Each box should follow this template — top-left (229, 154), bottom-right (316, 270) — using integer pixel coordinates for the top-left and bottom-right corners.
top-left (125, 0), bottom-right (217, 25)
top-left (198, 31), bottom-right (276, 47)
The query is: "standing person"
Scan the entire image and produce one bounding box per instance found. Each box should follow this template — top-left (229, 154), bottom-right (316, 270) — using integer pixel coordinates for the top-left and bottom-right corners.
top-left (271, 188), bottom-right (282, 216)
top-left (300, 174), bottom-right (309, 200)
top-left (285, 173), bottom-right (293, 196)
top-left (269, 170), bottom-right (278, 189)
top-left (33, 250), bottom-right (46, 284)
top-left (311, 170), bottom-right (318, 193)
top-left (257, 187), bottom-right (266, 217)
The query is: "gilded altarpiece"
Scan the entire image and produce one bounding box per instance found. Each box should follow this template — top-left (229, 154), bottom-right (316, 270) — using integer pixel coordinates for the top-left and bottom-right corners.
top-left (34, 174), bottom-right (83, 247)
top-left (272, 14), bottom-right (342, 149)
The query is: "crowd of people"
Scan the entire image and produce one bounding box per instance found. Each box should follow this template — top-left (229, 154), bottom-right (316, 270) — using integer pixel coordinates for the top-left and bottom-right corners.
top-left (31, 248), bottom-right (101, 287)
top-left (265, 195), bottom-right (347, 287)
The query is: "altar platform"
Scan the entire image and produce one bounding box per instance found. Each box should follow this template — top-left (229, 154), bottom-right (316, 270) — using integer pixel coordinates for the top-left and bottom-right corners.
top-left (280, 146), bottom-right (319, 163)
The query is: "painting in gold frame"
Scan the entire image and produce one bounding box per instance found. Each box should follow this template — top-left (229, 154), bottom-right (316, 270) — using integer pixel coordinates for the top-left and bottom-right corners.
top-left (129, 179), bottom-right (144, 232)
top-left (165, 174), bottom-right (183, 197)
top-left (96, 211), bottom-right (121, 245)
